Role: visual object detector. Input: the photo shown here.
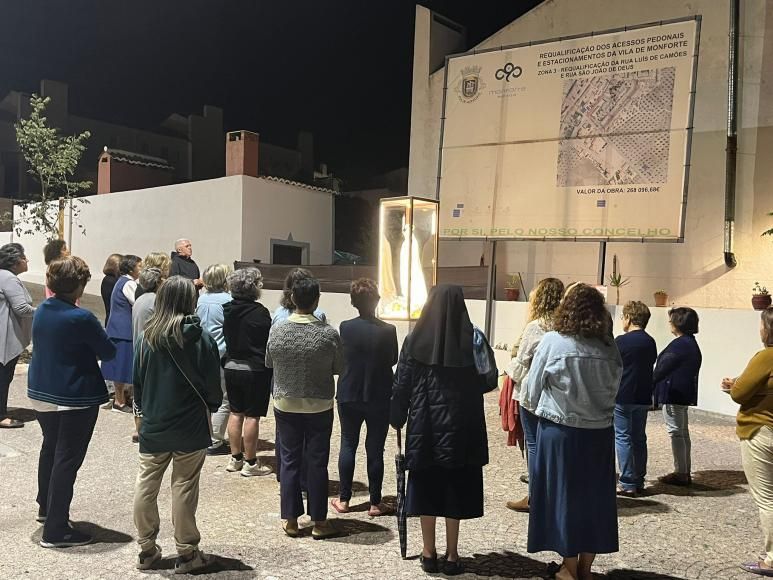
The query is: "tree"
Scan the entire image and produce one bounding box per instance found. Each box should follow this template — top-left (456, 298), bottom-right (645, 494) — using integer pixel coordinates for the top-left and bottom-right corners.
top-left (13, 94), bottom-right (91, 239)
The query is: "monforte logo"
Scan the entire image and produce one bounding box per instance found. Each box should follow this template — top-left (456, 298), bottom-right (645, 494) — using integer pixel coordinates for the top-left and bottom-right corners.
top-left (495, 63), bottom-right (523, 82)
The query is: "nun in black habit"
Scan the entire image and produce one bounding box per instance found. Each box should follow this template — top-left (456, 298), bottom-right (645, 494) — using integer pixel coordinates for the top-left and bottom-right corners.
top-left (390, 284), bottom-right (489, 576)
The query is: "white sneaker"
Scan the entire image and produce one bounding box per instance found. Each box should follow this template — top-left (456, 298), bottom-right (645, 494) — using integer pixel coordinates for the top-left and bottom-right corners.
top-left (226, 457), bottom-right (244, 472)
top-left (241, 461), bottom-right (273, 477)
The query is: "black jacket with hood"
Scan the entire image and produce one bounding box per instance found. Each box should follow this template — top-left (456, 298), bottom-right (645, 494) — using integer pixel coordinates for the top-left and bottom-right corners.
top-left (169, 252), bottom-right (200, 281)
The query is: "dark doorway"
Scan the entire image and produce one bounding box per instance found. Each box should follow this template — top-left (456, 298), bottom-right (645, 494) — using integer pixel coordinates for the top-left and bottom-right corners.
top-left (273, 244), bottom-right (303, 265)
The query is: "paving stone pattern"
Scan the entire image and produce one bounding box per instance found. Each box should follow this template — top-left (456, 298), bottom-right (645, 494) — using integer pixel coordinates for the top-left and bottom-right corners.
top-left (0, 372), bottom-right (761, 579)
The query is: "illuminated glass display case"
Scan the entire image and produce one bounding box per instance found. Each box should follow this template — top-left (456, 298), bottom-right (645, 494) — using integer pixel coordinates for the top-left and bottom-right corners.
top-left (377, 196), bottom-right (439, 320)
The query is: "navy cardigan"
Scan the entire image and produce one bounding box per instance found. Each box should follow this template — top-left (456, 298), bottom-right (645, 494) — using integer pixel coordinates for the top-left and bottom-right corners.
top-left (28, 298), bottom-right (116, 407)
top-left (653, 334), bottom-right (702, 406)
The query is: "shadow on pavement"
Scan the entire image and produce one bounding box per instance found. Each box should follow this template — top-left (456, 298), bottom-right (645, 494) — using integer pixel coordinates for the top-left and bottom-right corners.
top-left (602, 569), bottom-right (687, 579)
top-left (256, 438), bottom-right (275, 452)
top-left (147, 555), bottom-right (254, 575)
top-left (30, 521), bottom-right (132, 553)
top-left (7, 406), bottom-right (36, 423)
top-left (293, 518), bottom-right (392, 545)
top-left (453, 551), bottom-right (555, 578)
top-left (327, 479), bottom-right (368, 497)
top-left (616, 496), bottom-right (670, 516)
top-left (646, 469), bottom-right (747, 498)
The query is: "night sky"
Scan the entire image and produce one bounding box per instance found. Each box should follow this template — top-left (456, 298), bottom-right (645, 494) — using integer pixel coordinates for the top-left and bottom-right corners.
top-left (0, 1), bottom-right (542, 186)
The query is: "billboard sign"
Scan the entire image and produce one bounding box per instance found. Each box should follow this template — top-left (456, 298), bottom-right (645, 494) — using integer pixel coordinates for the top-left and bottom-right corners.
top-left (437, 18), bottom-right (700, 241)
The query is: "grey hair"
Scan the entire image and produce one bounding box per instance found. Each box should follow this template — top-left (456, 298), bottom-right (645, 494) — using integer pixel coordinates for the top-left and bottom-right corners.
top-left (143, 276), bottom-right (197, 350)
top-left (138, 267), bottom-right (163, 292)
top-left (174, 238), bottom-right (190, 251)
top-left (0, 243), bottom-right (26, 271)
top-left (227, 267), bottom-right (263, 301)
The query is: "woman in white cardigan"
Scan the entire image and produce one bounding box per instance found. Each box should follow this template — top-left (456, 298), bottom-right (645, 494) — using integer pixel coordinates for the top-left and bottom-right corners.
top-left (504, 277), bottom-right (564, 512)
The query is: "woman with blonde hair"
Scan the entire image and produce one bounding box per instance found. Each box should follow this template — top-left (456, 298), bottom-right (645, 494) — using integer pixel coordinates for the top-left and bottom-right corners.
top-left (135, 252), bottom-right (171, 301)
top-left (196, 263), bottom-right (233, 455)
top-left (132, 276), bottom-right (222, 573)
top-left (505, 277), bottom-right (564, 513)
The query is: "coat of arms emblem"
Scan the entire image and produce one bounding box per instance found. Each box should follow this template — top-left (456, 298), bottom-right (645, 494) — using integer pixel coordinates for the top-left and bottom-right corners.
top-left (455, 65), bottom-right (485, 103)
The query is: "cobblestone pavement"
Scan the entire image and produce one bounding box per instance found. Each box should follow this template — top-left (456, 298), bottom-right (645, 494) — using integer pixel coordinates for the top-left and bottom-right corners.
top-left (0, 370), bottom-right (760, 580)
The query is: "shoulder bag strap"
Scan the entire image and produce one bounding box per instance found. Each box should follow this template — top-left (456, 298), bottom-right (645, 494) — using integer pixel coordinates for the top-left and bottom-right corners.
top-left (167, 347), bottom-right (213, 437)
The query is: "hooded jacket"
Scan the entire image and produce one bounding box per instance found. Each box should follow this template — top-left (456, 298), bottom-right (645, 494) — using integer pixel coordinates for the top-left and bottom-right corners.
top-left (169, 252), bottom-right (200, 281)
top-left (133, 315), bottom-right (222, 453)
top-left (223, 299), bottom-right (272, 371)
top-left (390, 335), bottom-right (489, 470)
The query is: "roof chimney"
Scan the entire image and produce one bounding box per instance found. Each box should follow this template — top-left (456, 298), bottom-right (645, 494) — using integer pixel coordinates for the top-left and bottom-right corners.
top-left (226, 130), bottom-right (259, 178)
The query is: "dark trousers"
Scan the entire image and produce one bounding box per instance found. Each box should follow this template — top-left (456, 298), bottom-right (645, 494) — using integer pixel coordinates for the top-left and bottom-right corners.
top-left (275, 423), bottom-right (308, 491)
top-left (275, 407), bottom-right (333, 521)
top-left (0, 356), bottom-right (20, 419)
top-left (36, 406), bottom-right (99, 537)
top-left (337, 401), bottom-right (389, 504)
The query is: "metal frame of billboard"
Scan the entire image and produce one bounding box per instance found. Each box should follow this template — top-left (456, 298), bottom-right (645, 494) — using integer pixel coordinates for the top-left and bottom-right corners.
top-left (435, 15), bottom-right (702, 244)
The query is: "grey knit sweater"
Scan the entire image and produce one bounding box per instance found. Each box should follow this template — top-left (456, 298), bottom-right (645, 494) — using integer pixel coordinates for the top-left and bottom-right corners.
top-left (266, 317), bottom-right (343, 400)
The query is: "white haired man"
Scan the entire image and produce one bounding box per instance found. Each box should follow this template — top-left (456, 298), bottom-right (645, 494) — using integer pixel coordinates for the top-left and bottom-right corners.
top-left (170, 239), bottom-right (203, 289)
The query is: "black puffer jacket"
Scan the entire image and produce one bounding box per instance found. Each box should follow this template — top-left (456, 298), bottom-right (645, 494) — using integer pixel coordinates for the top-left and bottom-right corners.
top-left (390, 338), bottom-right (489, 470)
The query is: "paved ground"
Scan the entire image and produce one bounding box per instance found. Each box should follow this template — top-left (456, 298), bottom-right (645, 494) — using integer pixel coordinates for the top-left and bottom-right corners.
top-left (0, 367), bottom-right (761, 580)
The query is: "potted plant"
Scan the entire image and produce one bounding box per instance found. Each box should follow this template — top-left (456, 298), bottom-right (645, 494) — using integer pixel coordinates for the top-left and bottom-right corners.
top-left (504, 274), bottom-right (520, 301)
top-left (752, 282), bottom-right (771, 311)
top-left (607, 255), bottom-right (630, 306)
top-left (654, 290), bottom-right (669, 307)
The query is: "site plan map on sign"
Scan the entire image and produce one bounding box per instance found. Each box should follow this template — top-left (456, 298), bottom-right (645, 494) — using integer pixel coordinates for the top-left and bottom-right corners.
top-left (556, 67), bottom-right (676, 187)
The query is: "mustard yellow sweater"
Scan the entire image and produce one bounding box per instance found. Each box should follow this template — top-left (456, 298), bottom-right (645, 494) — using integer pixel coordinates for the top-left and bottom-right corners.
top-left (731, 347), bottom-right (773, 440)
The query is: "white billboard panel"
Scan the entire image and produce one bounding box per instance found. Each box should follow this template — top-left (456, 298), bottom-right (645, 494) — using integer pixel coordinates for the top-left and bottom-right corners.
top-left (438, 18), bottom-right (700, 241)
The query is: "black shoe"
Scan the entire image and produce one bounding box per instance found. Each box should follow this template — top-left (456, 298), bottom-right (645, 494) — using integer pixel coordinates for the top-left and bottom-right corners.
top-left (36, 508), bottom-right (46, 523)
top-left (40, 528), bottom-right (92, 548)
top-left (442, 558), bottom-right (464, 576)
top-left (420, 553), bottom-right (439, 573)
top-left (206, 441), bottom-right (230, 456)
top-left (519, 473), bottom-right (529, 484)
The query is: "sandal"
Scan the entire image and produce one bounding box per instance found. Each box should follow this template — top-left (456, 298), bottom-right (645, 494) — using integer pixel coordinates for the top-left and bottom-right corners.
top-left (0, 418), bottom-right (23, 428)
top-left (368, 502), bottom-right (393, 517)
top-left (330, 498), bottom-right (350, 513)
top-left (741, 561), bottom-right (773, 577)
top-left (555, 563), bottom-right (578, 580)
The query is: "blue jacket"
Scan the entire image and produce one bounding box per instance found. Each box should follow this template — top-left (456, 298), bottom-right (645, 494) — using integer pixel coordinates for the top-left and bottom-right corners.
top-left (106, 276), bottom-right (133, 341)
top-left (653, 334), bottom-right (702, 406)
top-left (28, 298), bottom-right (116, 407)
top-left (615, 329), bottom-right (658, 405)
top-left (195, 291), bottom-right (231, 358)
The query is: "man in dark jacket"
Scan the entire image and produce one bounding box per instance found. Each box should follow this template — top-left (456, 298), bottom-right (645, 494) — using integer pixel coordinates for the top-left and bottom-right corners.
top-left (170, 239), bottom-right (203, 289)
top-left (614, 301), bottom-right (657, 497)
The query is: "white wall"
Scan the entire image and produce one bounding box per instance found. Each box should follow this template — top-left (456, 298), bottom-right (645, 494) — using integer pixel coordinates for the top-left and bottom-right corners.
top-left (240, 176), bottom-right (334, 265)
top-left (13, 175), bottom-right (334, 296)
top-left (409, 0), bottom-right (773, 309)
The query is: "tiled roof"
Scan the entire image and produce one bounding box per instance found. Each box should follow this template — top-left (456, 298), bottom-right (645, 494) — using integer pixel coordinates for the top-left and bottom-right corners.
top-left (258, 175), bottom-right (337, 194)
top-left (103, 148), bottom-right (174, 171)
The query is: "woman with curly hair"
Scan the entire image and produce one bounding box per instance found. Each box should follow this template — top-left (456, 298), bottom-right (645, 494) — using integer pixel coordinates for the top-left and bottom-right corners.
top-left (505, 277), bottom-right (564, 513)
top-left (522, 283), bottom-right (622, 580)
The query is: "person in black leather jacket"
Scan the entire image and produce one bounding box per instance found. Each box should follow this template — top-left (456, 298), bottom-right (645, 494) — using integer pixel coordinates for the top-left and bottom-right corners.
top-left (390, 284), bottom-right (488, 577)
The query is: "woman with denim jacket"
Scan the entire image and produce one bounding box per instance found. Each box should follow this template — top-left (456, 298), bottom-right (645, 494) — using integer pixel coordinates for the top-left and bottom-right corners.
top-left (522, 283), bottom-right (622, 580)
top-left (653, 307), bottom-right (702, 486)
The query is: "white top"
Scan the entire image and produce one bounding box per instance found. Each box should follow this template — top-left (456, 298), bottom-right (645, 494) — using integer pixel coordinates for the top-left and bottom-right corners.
top-left (122, 275), bottom-right (138, 305)
top-left (29, 399), bottom-right (87, 412)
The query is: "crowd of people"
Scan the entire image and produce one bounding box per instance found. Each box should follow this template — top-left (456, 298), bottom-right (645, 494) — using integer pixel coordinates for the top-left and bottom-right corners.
top-left (0, 237), bottom-right (771, 578)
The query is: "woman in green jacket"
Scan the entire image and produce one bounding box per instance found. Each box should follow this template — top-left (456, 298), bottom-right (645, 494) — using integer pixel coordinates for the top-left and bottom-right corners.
top-left (132, 276), bottom-right (222, 574)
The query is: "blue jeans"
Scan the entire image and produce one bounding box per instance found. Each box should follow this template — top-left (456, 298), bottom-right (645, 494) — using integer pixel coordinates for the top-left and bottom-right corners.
top-left (614, 404), bottom-right (650, 491)
top-left (337, 402), bottom-right (389, 505)
top-left (521, 407), bottom-right (538, 489)
top-left (662, 404), bottom-right (691, 475)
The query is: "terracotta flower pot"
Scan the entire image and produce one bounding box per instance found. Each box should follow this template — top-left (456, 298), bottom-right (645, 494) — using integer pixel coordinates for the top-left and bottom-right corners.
top-left (752, 294), bottom-right (772, 311)
top-left (504, 287), bottom-right (520, 301)
top-left (654, 293), bottom-right (668, 307)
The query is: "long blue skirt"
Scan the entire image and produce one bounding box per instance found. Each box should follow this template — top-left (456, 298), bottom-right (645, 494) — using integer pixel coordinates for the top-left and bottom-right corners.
top-left (527, 418), bottom-right (619, 557)
top-left (100, 338), bottom-right (133, 384)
